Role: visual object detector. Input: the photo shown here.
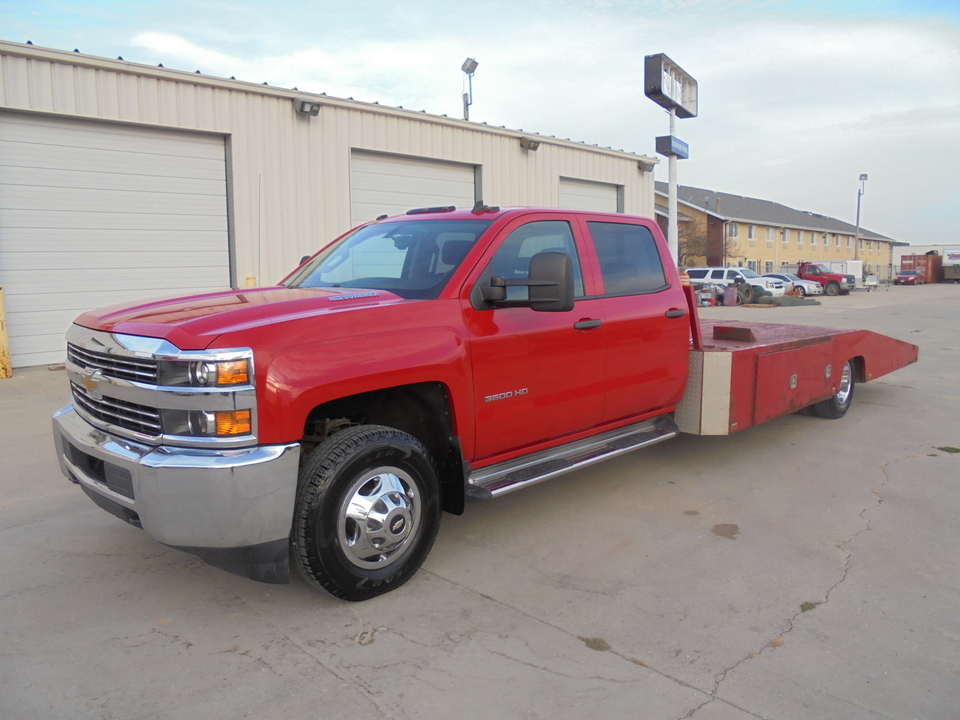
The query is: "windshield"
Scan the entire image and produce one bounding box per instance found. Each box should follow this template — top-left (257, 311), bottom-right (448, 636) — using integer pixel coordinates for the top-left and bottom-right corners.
top-left (740, 268), bottom-right (761, 278)
top-left (285, 218), bottom-right (493, 299)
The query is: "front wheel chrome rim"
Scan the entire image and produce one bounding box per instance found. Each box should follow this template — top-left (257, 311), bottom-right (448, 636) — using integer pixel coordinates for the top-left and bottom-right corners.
top-left (835, 362), bottom-right (853, 406)
top-left (338, 466), bottom-right (421, 570)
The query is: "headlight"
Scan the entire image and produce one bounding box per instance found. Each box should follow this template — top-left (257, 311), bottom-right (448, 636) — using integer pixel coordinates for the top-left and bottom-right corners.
top-left (158, 356), bottom-right (253, 387)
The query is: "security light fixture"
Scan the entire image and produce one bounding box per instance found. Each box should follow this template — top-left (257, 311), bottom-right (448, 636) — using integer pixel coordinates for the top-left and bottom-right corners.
top-left (462, 58), bottom-right (478, 121)
top-left (294, 98), bottom-right (322, 116)
top-left (519, 136), bottom-right (540, 151)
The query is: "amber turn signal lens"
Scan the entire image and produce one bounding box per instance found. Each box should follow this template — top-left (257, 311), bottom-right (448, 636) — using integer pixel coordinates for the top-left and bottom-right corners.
top-left (215, 410), bottom-right (252, 435)
top-left (217, 361), bottom-right (250, 385)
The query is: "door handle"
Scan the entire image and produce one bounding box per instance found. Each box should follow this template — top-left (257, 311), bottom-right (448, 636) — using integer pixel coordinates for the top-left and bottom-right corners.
top-left (574, 319), bottom-right (603, 330)
top-left (665, 308), bottom-right (687, 319)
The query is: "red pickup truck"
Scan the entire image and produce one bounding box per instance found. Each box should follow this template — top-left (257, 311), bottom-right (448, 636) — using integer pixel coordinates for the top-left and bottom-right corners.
top-left (52, 207), bottom-right (917, 600)
top-left (794, 262), bottom-right (856, 296)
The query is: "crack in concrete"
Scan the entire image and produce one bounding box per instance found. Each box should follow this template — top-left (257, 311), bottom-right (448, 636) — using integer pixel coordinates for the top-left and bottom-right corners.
top-left (689, 457), bottom-right (899, 719)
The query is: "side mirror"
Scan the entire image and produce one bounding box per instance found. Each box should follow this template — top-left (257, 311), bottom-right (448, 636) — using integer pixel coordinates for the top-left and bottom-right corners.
top-left (528, 251), bottom-right (575, 312)
top-left (478, 251), bottom-right (574, 312)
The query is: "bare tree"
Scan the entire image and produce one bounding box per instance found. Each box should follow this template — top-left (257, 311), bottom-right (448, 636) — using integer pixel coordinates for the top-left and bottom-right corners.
top-left (678, 218), bottom-right (709, 267)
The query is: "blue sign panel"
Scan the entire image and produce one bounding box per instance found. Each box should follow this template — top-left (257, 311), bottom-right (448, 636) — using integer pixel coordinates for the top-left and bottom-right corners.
top-left (656, 135), bottom-right (689, 159)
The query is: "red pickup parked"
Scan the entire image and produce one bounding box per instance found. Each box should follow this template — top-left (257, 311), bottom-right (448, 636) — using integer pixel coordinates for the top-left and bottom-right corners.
top-left (794, 261), bottom-right (856, 296)
top-left (52, 207), bottom-right (918, 600)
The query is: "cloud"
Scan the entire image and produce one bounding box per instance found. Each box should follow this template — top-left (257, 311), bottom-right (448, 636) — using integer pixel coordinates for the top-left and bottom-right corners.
top-left (123, 5), bottom-right (959, 243)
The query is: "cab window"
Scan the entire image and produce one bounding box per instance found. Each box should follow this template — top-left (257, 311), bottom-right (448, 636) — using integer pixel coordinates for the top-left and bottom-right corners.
top-left (588, 222), bottom-right (667, 295)
top-left (485, 220), bottom-right (584, 300)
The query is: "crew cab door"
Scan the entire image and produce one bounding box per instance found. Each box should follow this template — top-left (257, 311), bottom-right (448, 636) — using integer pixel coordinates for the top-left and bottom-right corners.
top-left (462, 215), bottom-right (605, 461)
top-left (579, 218), bottom-right (689, 423)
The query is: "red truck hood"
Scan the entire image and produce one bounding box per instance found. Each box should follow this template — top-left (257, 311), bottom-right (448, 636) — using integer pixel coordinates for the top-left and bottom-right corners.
top-left (74, 286), bottom-right (401, 350)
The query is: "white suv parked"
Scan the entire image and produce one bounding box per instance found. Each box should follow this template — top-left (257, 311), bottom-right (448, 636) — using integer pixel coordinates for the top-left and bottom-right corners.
top-left (685, 267), bottom-right (785, 296)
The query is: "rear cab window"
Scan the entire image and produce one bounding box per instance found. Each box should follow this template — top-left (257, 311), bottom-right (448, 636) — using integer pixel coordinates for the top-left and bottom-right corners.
top-left (586, 221), bottom-right (668, 296)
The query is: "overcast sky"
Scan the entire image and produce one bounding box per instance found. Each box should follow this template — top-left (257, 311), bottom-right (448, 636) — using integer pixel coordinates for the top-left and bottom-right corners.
top-left (4, 0), bottom-right (959, 245)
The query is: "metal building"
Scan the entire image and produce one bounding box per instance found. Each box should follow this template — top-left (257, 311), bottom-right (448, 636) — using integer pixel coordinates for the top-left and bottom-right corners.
top-left (0, 40), bottom-right (658, 368)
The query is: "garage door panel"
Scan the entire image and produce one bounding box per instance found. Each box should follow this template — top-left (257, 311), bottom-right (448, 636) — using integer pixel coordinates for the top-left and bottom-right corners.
top-left (350, 151), bottom-right (476, 226)
top-left (0, 208), bottom-right (227, 232)
top-left (0, 162), bottom-right (227, 194)
top-left (0, 113), bottom-right (230, 367)
top-left (0, 250), bottom-right (229, 273)
top-left (0, 115), bottom-right (224, 159)
top-left (1, 141), bottom-right (226, 180)
top-left (1, 186), bottom-right (226, 216)
top-left (559, 177), bottom-right (620, 213)
top-left (0, 228), bottom-right (227, 253)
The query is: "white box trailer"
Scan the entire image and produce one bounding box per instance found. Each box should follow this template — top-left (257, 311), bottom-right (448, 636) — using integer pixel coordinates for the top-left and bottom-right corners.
top-left (823, 261), bottom-right (864, 287)
top-left (943, 249), bottom-right (960, 283)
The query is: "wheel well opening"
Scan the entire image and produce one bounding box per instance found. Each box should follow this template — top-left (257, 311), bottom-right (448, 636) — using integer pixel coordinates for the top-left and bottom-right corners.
top-left (851, 356), bottom-right (866, 383)
top-left (301, 382), bottom-right (465, 514)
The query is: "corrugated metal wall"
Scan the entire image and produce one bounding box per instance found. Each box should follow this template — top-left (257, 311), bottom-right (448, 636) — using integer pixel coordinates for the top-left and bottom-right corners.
top-left (0, 40), bottom-right (657, 287)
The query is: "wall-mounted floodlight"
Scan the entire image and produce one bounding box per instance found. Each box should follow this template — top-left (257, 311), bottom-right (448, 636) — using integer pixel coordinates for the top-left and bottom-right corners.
top-left (519, 136), bottom-right (540, 151)
top-left (462, 57), bottom-right (478, 121)
top-left (294, 98), bottom-right (322, 116)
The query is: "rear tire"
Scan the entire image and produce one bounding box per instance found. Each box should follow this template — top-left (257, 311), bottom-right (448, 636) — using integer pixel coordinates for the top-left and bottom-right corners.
top-left (293, 425), bottom-right (441, 601)
top-left (813, 360), bottom-right (855, 419)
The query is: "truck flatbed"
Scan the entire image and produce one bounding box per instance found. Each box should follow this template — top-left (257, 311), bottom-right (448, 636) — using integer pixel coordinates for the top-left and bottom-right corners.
top-left (677, 317), bottom-right (919, 435)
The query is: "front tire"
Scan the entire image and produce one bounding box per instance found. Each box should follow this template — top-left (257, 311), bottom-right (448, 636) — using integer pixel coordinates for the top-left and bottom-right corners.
top-left (293, 425), bottom-right (441, 601)
top-left (825, 281), bottom-right (840, 296)
top-left (813, 360), bottom-right (855, 419)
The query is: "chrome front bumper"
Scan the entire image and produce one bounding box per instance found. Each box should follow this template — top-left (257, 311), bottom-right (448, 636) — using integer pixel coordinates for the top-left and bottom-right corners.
top-left (53, 404), bottom-right (300, 583)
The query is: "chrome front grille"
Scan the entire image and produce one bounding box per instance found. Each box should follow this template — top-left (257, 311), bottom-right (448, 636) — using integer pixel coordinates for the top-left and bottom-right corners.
top-left (68, 342), bottom-right (158, 384)
top-left (71, 381), bottom-right (162, 437)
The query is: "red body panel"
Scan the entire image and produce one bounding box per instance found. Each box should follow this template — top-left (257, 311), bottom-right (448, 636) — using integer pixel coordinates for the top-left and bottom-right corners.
top-left (698, 319), bottom-right (919, 433)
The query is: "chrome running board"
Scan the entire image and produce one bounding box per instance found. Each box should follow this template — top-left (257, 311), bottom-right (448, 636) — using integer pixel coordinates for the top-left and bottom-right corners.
top-left (466, 415), bottom-right (679, 499)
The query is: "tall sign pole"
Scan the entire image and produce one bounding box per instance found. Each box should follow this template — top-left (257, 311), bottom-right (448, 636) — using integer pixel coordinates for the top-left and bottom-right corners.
top-left (645, 54), bottom-right (698, 267)
top-left (668, 107), bottom-right (679, 261)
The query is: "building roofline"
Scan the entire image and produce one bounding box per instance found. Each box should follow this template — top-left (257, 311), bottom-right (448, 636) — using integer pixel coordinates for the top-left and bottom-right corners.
top-left (0, 40), bottom-right (659, 167)
top-left (655, 183), bottom-right (894, 242)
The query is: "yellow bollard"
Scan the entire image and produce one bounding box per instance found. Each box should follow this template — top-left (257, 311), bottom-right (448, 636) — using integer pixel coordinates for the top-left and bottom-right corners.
top-left (0, 287), bottom-right (11, 378)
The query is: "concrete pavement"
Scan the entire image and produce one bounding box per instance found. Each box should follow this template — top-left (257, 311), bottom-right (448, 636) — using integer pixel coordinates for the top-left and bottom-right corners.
top-left (1, 283), bottom-right (957, 719)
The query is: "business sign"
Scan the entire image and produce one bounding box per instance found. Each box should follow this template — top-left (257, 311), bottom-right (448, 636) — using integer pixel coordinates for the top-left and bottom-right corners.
top-left (656, 135), bottom-right (689, 159)
top-left (644, 54), bottom-right (698, 119)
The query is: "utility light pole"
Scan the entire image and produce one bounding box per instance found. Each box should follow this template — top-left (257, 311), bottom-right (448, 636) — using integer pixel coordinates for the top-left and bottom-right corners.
top-left (461, 58), bottom-right (478, 121)
top-left (854, 173), bottom-right (867, 261)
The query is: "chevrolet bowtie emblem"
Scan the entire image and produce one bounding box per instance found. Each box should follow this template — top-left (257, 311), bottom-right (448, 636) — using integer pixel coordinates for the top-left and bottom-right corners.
top-left (81, 369), bottom-right (103, 400)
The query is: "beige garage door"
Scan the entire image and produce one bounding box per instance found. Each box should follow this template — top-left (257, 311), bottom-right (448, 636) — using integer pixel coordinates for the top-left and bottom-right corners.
top-left (559, 177), bottom-right (622, 213)
top-left (0, 113), bottom-right (230, 368)
top-left (350, 150), bottom-right (477, 227)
